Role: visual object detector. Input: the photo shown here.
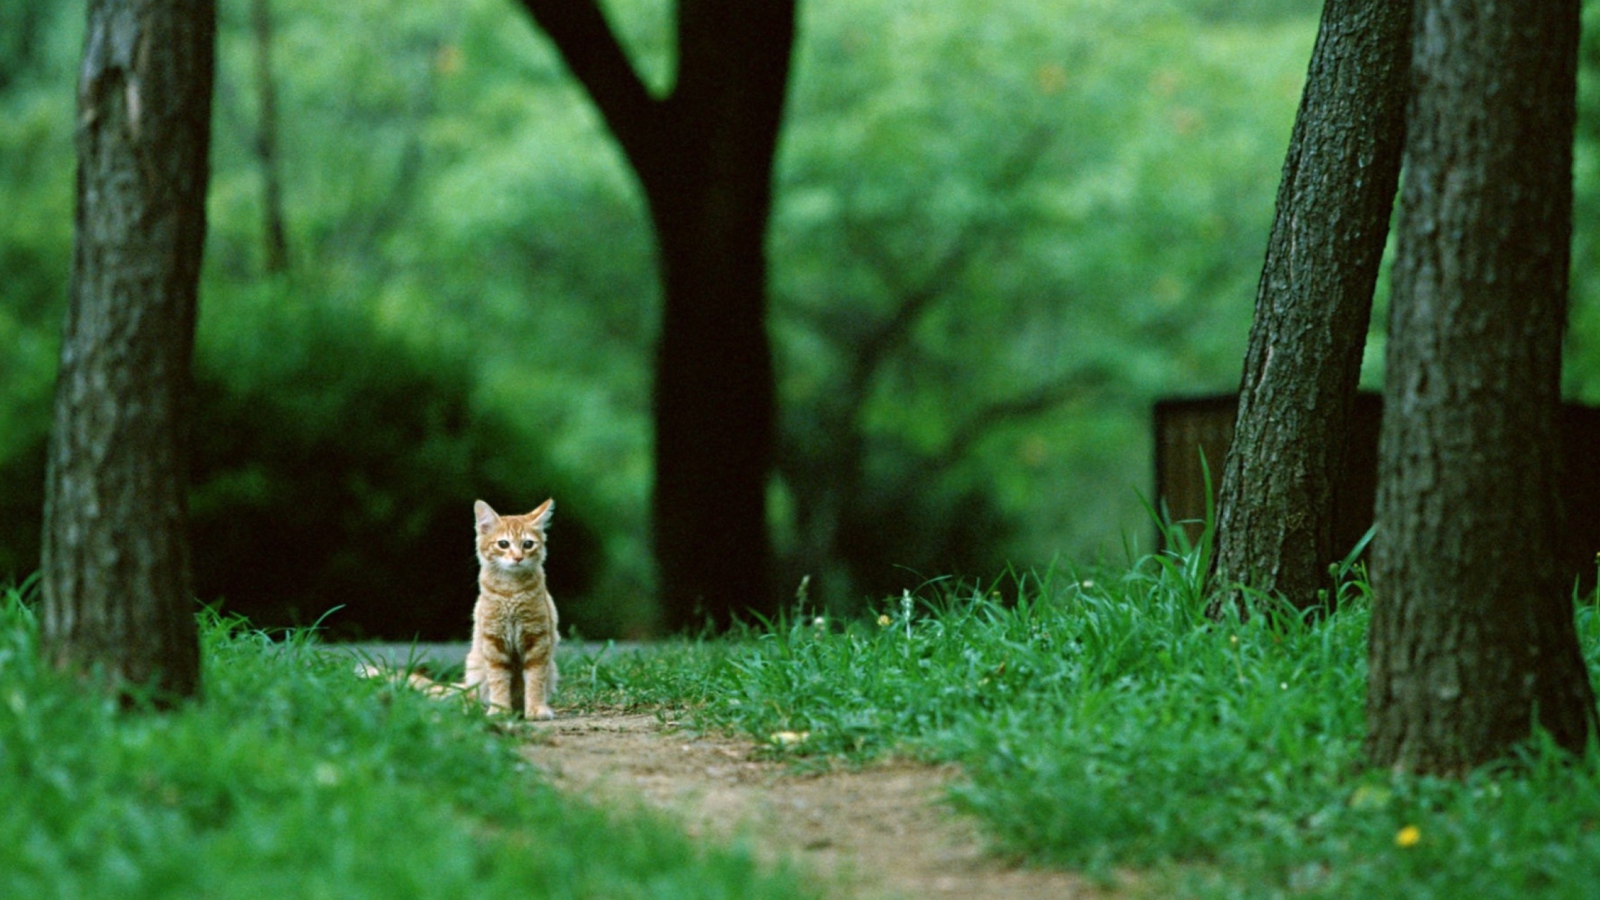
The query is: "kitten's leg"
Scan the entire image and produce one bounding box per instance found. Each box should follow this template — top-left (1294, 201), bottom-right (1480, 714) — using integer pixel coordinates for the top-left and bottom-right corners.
top-left (474, 637), bottom-right (515, 713)
top-left (485, 663), bottom-right (514, 713)
top-left (463, 646), bottom-right (491, 707)
top-left (523, 652), bottom-right (555, 720)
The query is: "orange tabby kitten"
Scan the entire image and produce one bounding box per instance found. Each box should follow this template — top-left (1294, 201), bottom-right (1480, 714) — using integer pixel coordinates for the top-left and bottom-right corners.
top-left (465, 498), bottom-right (559, 719)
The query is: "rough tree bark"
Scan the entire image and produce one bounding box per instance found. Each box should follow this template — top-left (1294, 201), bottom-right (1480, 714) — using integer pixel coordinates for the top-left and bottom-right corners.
top-left (41, 0), bottom-right (215, 701)
top-left (1365, 0), bottom-right (1596, 773)
top-left (1209, 0), bottom-right (1409, 615)
top-left (514, 0), bottom-right (796, 631)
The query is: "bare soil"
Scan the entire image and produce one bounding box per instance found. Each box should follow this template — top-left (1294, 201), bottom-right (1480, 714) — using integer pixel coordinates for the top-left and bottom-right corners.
top-left (522, 710), bottom-right (1102, 900)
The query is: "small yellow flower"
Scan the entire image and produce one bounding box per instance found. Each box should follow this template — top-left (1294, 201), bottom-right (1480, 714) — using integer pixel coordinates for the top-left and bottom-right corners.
top-left (878, 614), bottom-right (892, 627)
top-left (771, 730), bottom-right (809, 746)
top-left (1395, 825), bottom-right (1421, 848)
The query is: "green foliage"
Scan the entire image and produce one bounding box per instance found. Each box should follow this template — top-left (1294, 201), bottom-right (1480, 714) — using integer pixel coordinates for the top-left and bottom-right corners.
top-left (0, 1), bottom-right (73, 581)
top-left (771, 0), bottom-right (1321, 607)
top-left (7, 0), bottom-right (1600, 624)
top-left (190, 284), bottom-right (625, 639)
top-left (0, 273), bottom-right (636, 639)
top-left (1566, 1), bottom-right (1600, 402)
top-left (1, 0), bottom-right (1325, 624)
top-left (0, 581), bottom-right (816, 899)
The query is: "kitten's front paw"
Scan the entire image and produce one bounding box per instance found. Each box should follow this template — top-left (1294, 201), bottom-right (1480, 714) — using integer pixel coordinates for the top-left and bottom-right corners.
top-left (529, 706), bottom-right (555, 721)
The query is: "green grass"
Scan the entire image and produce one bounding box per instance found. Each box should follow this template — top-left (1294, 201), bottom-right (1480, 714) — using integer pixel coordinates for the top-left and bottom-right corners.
top-left (571, 550), bottom-right (1600, 898)
top-left (16, 544), bottom-right (1600, 899)
top-left (0, 580), bottom-right (815, 900)
top-left (560, 637), bottom-right (741, 712)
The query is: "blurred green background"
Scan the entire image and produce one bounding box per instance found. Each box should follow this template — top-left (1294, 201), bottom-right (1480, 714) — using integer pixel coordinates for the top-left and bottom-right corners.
top-left (4, 0), bottom-right (1600, 638)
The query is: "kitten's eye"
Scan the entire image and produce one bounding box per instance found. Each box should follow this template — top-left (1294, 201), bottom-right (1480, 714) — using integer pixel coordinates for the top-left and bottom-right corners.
top-left (496, 540), bottom-right (510, 549)
top-left (522, 539), bottom-right (536, 550)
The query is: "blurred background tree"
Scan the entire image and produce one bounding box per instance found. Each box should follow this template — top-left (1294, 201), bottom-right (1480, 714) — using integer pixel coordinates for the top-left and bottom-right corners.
top-left (4, 0), bottom-right (1600, 637)
top-left (513, 0), bottom-right (797, 633)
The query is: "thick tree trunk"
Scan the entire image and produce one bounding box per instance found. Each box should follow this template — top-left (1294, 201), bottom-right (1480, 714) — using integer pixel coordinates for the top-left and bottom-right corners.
top-left (515, 0), bottom-right (795, 631)
top-left (41, 0), bottom-right (215, 702)
top-left (641, 1), bottom-right (791, 631)
top-left (1366, 0), bottom-right (1595, 773)
top-left (649, 215), bottom-right (778, 631)
top-left (1210, 0), bottom-right (1409, 614)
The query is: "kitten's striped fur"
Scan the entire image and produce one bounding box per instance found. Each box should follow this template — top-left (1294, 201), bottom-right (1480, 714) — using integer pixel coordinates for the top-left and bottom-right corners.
top-left (464, 498), bottom-right (559, 719)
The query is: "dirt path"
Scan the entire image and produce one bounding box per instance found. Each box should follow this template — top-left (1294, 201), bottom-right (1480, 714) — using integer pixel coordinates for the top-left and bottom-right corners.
top-left (522, 711), bottom-right (1101, 899)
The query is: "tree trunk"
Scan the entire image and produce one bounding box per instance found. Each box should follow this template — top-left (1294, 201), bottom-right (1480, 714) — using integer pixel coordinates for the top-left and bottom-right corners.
top-left (646, 180), bottom-right (780, 632)
top-left (250, 0), bottom-right (290, 273)
top-left (1209, 0), bottom-right (1409, 614)
top-left (514, 0), bottom-right (795, 631)
top-left (41, 0), bottom-right (215, 702)
top-left (1366, 0), bottom-right (1595, 773)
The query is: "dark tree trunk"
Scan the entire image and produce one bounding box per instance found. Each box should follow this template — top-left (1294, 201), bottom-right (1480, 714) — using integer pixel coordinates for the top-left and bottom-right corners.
top-left (1366, 0), bottom-right (1595, 773)
top-left (515, 0), bottom-right (795, 631)
top-left (250, 0), bottom-right (290, 273)
top-left (42, 0), bottom-right (216, 701)
top-left (648, 197), bottom-right (779, 632)
top-left (1209, 0), bottom-right (1409, 614)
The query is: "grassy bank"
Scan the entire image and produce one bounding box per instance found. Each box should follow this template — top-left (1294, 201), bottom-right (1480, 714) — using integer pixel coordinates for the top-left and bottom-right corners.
top-left (0, 581), bottom-right (812, 900)
top-left (564, 550), bottom-right (1600, 898)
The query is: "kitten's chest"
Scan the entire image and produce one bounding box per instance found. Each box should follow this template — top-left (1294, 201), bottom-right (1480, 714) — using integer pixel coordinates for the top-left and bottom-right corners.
top-left (474, 583), bottom-right (555, 646)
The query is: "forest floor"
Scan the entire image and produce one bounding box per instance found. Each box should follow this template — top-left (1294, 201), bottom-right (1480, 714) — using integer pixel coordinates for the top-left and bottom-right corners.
top-left (521, 710), bottom-right (1105, 900)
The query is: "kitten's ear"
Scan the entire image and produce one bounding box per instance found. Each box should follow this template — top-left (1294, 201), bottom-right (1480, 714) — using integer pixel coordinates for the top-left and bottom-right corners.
top-left (474, 500), bottom-right (499, 533)
top-left (529, 498), bottom-right (554, 530)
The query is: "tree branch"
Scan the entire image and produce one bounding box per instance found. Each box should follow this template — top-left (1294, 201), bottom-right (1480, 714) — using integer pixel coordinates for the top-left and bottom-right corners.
top-left (849, 124), bottom-right (1058, 381)
top-left (513, 0), bottom-right (662, 167)
top-left (942, 365), bottom-right (1115, 463)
